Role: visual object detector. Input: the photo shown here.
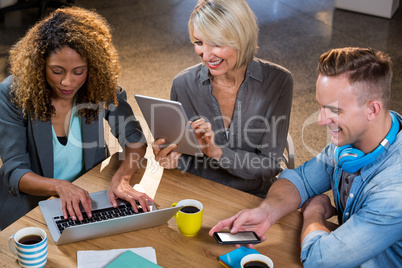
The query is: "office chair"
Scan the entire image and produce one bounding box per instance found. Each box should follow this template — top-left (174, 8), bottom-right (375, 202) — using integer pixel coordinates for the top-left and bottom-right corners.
top-left (0, 0), bottom-right (74, 22)
top-left (283, 133), bottom-right (295, 169)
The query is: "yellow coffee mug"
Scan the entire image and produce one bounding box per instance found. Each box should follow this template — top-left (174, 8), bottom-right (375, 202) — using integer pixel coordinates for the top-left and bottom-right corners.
top-left (171, 199), bottom-right (203, 237)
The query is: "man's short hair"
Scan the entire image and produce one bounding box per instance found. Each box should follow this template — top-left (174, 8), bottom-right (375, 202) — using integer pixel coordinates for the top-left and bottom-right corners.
top-left (318, 47), bottom-right (392, 109)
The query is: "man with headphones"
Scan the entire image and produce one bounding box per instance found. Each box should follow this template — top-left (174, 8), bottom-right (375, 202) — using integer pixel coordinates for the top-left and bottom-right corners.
top-left (210, 47), bottom-right (402, 267)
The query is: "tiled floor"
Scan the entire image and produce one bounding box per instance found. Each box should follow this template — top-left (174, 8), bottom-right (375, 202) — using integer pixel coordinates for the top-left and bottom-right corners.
top-left (1, 0), bottom-right (401, 207)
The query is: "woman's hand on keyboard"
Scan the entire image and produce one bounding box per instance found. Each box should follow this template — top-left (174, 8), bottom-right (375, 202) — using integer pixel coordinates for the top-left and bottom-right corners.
top-left (54, 180), bottom-right (93, 222)
top-left (108, 176), bottom-right (154, 213)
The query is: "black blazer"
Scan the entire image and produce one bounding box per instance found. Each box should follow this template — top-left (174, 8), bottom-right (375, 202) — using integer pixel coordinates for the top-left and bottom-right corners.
top-left (0, 75), bottom-right (145, 229)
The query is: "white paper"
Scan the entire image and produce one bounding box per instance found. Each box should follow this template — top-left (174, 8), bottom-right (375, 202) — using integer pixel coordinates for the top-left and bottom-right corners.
top-left (77, 246), bottom-right (157, 268)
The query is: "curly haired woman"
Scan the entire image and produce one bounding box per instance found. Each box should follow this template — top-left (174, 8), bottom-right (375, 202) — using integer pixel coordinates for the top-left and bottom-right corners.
top-left (0, 7), bottom-right (152, 229)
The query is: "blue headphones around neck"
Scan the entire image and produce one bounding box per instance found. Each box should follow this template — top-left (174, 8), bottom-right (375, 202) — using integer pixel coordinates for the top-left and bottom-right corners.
top-left (334, 112), bottom-right (399, 173)
top-left (333, 112), bottom-right (399, 215)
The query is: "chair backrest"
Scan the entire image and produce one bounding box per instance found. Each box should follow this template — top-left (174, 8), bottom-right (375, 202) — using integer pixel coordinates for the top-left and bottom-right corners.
top-left (283, 133), bottom-right (295, 169)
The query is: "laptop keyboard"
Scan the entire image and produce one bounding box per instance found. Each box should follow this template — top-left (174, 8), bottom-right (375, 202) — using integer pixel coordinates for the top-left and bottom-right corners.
top-left (53, 203), bottom-right (144, 234)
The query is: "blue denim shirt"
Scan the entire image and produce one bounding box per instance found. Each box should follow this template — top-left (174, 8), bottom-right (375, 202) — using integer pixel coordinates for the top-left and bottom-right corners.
top-left (280, 111), bottom-right (402, 268)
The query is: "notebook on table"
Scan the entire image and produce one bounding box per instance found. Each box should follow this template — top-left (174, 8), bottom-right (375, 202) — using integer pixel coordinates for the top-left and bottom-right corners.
top-left (219, 247), bottom-right (261, 268)
top-left (39, 189), bottom-right (182, 245)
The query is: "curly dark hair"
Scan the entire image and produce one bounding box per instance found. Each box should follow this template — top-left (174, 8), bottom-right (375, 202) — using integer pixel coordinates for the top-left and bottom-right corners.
top-left (9, 6), bottom-right (121, 123)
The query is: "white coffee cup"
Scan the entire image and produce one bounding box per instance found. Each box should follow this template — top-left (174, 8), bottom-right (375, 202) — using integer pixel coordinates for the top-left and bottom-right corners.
top-left (241, 253), bottom-right (274, 268)
top-left (8, 227), bottom-right (48, 268)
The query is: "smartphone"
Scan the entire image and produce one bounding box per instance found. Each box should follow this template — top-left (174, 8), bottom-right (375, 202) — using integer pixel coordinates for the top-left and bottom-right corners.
top-left (213, 231), bottom-right (261, 245)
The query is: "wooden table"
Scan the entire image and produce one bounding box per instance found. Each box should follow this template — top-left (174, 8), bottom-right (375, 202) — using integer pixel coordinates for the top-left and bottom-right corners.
top-left (0, 153), bottom-right (336, 267)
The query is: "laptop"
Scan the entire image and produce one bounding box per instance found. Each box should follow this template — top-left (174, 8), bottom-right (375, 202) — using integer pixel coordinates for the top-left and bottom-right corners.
top-left (135, 94), bottom-right (203, 157)
top-left (39, 189), bottom-right (182, 245)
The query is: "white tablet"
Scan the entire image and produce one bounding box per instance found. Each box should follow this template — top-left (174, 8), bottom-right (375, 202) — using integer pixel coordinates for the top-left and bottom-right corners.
top-left (135, 94), bottom-right (203, 157)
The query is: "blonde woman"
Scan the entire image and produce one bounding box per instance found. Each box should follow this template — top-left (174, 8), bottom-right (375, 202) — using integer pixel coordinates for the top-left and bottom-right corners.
top-left (153, 0), bottom-right (293, 198)
top-left (0, 7), bottom-right (152, 230)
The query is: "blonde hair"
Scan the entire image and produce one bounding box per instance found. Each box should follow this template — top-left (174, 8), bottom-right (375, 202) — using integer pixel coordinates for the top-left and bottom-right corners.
top-left (9, 6), bottom-right (120, 123)
top-left (189, 0), bottom-right (259, 69)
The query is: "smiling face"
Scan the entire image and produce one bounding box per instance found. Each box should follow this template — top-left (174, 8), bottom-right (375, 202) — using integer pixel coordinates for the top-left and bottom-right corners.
top-left (193, 29), bottom-right (238, 77)
top-left (46, 46), bottom-right (88, 102)
top-left (316, 74), bottom-right (371, 149)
